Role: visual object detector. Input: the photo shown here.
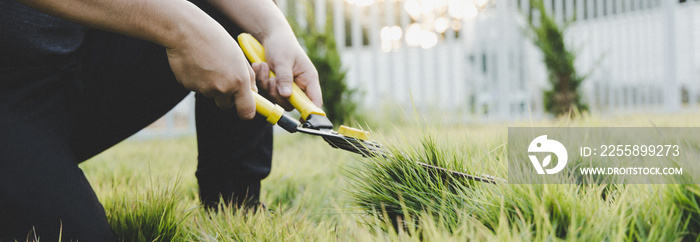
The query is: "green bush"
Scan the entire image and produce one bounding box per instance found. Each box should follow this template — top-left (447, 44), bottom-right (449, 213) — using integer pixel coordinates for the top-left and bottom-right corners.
top-left (525, 0), bottom-right (589, 117)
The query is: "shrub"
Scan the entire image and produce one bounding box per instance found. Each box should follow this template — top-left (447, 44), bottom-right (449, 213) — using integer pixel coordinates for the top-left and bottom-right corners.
top-left (525, 0), bottom-right (589, 117)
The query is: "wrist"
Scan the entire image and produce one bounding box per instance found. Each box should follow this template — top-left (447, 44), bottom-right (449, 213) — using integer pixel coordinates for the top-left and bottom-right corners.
top-left (203, 0), bottom-right (296, 45)
top-left (155, 1), bottom-right (223, 49)
top-left (257, 29), bottom-right (297, 50)
top-left (252, 21), bottom-right (296, 44)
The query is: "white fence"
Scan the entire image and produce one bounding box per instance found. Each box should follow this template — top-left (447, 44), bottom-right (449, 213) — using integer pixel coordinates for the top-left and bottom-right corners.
top-left (138, 0), bottom-right (700, 137)
top-left (326, 0), bottom-right (700, 120)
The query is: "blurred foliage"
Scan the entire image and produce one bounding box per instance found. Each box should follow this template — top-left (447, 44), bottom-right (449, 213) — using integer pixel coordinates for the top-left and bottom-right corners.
top-left (525, 0), bottom-right (589, 117)
top-left (287, 1), bottom-right (360, 126)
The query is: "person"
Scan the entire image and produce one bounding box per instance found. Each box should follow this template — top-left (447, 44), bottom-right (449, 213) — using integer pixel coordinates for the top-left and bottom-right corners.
top-left (0, 0), bottom-right (321, 240)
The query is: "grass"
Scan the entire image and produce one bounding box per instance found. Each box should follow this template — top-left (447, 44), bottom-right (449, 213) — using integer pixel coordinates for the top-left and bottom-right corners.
top-left (76, 113), bottom-right (700, 241)
top-left (103, 178), bottom-right (190, 242)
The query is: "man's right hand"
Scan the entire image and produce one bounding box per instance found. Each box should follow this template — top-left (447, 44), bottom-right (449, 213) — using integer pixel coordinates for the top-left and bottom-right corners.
top-left (165, 23), bottom-right (257, 120)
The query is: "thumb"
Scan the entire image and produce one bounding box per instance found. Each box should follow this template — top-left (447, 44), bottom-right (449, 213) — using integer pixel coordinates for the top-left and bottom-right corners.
top-left (232, 89), bottom-right (256, 120)
top-left (272, 61), bottom-right (294, 97)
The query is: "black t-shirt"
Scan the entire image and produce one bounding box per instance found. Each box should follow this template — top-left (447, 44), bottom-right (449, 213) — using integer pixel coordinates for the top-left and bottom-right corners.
top-left (0, 0), bottom-right (87, 68)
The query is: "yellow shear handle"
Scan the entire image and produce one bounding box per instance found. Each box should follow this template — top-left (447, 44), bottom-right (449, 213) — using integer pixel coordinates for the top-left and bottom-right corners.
top-left (237, 33), bottom-right (326, 121)
top-left (253, 92), bottom-right (284, 124)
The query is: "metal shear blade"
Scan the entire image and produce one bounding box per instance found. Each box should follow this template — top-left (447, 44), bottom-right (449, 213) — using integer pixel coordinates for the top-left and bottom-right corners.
top-left (296, 127), bottom-right (384, 157)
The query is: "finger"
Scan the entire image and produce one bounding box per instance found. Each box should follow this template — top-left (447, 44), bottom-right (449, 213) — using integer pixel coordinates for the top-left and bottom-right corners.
top-left (252, 62), bottom-right (270, 92)
top-left (296, 71), bottom-right (323, 108)
top-left (266, 76), bottom-right (293, 111)
top-left (232, 88), bottom-right (256, 120)
top-left (270, 61), bottom-right (294, 97)
top-left (247, 65), bottom-right (258, 93)
top-left (214, 95), bottom-right (235, 110)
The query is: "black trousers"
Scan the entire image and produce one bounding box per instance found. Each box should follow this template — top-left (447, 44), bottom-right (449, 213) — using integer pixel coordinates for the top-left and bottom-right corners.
top-left (0, 3), bottom-right (272, 241)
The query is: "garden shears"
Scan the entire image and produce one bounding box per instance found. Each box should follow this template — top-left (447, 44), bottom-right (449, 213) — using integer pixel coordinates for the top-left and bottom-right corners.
top-left (237, 33), bottom-right (500, 184)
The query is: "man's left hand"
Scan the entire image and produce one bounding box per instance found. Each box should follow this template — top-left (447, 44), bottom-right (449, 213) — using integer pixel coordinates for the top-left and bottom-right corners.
top-left (251, 32), bottom-right (322, 111)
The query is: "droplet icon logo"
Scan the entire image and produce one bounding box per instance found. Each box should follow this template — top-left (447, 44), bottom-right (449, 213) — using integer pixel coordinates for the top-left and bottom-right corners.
top-left (528, 135), bottom-right (568, 174)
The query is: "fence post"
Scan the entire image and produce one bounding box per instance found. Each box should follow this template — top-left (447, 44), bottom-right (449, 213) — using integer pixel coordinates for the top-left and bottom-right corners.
top-left (688, 1), bottom-right (697, 108)
top-left (496, 0), bottom-right (510, 118)
top-left (554, 0), bottom-right (564, 24)
top-left (400, 1), bottom-right (411, 106)
top-left (663, 0), bottom-right (680, 112)
top-left (333, 0), bottom-right (345, 50)
top-left (351, 3), bottom-right (362, 105)
top-left (369, 2), bottom-right (379, 106)
top-left (314, 0), bottom-right (326, 30)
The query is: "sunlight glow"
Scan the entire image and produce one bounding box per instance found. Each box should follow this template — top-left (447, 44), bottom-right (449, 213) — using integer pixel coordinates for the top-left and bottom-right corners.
top-left (405, 23), bottom-right (439, 49)
top-left (448, 0), bottom-right (465, 19)
top-left (346, 0), bottom-right (374, 7)
top-left (420, 31), bottom-right (438, 49)
top-left (434, 17), bottom-right (450, 33)
top-left (369, 0), bottom-right (484, 50)
top-left (474, 0), bottom-right (489, 9)
top-left (451, 19), bottom-right (462, 31)
top-left (404, 0), bottom-right (422, 19)
top-left (381, 26), bottom-right (403, 52)
top-left (405, 23), bottom-right (423, 47)
top-left (464, 1), bottom-right (479, 19)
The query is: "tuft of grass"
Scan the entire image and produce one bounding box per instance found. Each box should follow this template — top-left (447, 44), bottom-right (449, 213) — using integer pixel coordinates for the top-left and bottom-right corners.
top-left (185, 204), bottom-right (340, 241)
top-left (344, 127), bottom-right (700, 240)
top-left (667, 184), bottom-right (700, 239)
top-left (345, 135), bottom-right (486, 232)
top-left (103, 178), bottom-right (193, 242)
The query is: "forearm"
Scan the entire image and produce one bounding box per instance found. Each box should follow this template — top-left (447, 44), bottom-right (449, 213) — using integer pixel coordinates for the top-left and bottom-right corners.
top-left (16, 0), bottom-right (221, 48)
top-left (203, 0), bottom-right (296, 42)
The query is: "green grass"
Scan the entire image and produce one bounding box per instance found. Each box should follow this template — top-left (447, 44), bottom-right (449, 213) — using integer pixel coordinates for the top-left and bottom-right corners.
top-left (78, 113), bottom-right (700, 241)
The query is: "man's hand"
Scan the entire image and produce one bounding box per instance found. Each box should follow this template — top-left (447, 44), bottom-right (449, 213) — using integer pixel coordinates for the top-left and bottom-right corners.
top-left (204, 0), bottom-right (323, 111)
top-left (166, 23), bottom-right (257, 119)
top-left (250, 32), bottom-right (322, 111)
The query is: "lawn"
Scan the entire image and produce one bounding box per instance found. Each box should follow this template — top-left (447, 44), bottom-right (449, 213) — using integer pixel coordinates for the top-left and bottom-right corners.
top-left (79, 113), bottom-right (700, 241)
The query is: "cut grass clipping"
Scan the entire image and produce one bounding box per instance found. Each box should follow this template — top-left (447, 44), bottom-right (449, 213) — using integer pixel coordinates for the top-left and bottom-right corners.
top-left (345, 134), bottom-right (700, 240)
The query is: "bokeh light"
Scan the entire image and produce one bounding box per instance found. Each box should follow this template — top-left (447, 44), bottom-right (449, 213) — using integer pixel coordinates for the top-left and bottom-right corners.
top-left (346, 0), bottom-right (375, 7)
top-left (374, 0), bottom-right (486, 50)
top-left (434, 17), bottom-right (450, 33)
top-left (405, 23), bottom-right (423, 47)
top-left (404, 0), bottom-right (422, 19)
top-left (381, 26), bottom-right (403, 52)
